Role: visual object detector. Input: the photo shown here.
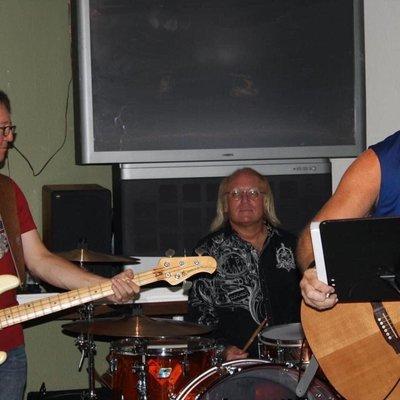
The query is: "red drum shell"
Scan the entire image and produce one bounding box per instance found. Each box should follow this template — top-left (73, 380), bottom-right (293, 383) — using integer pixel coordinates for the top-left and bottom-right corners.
top-left (110, 336), bottom-right (216, 400)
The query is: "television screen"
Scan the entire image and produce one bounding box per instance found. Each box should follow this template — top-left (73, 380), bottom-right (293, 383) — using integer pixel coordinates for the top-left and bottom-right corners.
top-left (74, 0), bottom-right (365, 164)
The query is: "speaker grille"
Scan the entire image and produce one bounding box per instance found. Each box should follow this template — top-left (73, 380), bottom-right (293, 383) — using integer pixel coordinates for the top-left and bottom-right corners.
top-left (42, 184), bottom-right (118, 278)
top-left (114, 173), bottom-right (331, 256)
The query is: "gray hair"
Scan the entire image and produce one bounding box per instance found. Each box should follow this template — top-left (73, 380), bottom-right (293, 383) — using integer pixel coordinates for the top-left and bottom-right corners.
top-left (210, 167), bottom-right (280, 232)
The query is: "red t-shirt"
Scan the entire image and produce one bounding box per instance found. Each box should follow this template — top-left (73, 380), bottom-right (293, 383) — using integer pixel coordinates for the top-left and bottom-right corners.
top-left (0, 180), bottom-right (36, 351)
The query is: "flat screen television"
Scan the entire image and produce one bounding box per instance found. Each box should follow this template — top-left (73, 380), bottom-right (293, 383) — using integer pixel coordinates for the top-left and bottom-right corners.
top-left (73, 0), bottom-right (365, 165)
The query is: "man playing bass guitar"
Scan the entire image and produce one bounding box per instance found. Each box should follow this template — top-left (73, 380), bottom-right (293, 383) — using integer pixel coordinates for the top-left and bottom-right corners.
top-left (0, 90), bottom-right (139, 400)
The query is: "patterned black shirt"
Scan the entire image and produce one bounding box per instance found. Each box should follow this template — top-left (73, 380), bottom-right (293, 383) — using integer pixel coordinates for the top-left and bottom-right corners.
top-left (187, 224), bottom-right (301, 357)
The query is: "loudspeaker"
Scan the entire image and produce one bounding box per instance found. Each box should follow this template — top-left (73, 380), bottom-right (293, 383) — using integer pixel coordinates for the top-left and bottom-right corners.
top-left (42, 184), bottom-right (120, 278)
top-left (114, 177), bottom-right (219, 256)
top-left (113, 165), bottom-right (332, 256)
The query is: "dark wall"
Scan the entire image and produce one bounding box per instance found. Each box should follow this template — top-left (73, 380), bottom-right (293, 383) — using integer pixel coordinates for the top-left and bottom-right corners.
top-left (113, 170), bottom-right (332, 256)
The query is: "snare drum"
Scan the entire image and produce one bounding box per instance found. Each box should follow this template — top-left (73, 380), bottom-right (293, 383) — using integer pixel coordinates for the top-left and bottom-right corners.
top-left (176, 359), bottom-right (339, 400)
top-left (258, 322), bottom-right (312, 367)
top-left (108, 336), bottom-right (217, 400)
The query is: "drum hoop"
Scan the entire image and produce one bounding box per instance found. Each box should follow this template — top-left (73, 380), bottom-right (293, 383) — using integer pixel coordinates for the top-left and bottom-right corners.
top-left (112, 346), bottom-right (216, 356)
top-left (175, 359), bottom-right (271, 399)
top-left (258, 336), bottom-right (306, 347)
top-left (176, 360), bottom-right (337, 399)
top-left (111, 336), bottom-right (216, 356)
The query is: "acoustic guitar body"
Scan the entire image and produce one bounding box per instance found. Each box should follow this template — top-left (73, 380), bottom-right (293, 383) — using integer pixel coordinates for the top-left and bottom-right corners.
top-left (301, 301), bottom-right (400, 400)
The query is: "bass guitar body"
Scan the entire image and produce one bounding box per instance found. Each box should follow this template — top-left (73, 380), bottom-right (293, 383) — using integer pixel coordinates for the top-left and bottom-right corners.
top-left (301, 302), bottom-right (400, 400)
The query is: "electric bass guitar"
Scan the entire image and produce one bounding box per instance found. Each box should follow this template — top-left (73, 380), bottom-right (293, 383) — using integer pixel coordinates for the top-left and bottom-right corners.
top-left (301, 301), bottom-right (400, 400)
top-left (0, 256), bottom-right (217, 364)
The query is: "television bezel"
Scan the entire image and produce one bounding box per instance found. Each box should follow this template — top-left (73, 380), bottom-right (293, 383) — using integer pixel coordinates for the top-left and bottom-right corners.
top-left (74, 0), bottom-right (366, 165)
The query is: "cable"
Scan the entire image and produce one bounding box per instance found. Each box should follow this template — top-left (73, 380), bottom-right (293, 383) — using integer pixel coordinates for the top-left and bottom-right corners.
top-left (12, 78), bottom-right (72, 177)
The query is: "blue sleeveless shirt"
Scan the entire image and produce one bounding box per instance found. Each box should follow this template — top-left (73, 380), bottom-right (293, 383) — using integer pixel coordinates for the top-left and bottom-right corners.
top-left (369, 131), bottom-right (400, 217)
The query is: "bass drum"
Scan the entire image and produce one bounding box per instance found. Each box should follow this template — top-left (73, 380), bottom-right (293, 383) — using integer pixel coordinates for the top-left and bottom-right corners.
top-left (176, 359), bottom-right (339, 400)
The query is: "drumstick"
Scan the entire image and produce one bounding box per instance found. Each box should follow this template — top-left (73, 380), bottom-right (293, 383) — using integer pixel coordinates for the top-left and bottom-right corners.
top-left (242, 317), bottom-right (268, 353)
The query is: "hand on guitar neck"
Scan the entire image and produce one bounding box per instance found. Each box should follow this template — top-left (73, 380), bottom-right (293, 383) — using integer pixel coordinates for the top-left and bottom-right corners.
top-left (105, 269), bottom-right (138, 304)
top-left (0, 256), bottom-right (217, 365)
top-left (300, 267), bottom-right (337, 310)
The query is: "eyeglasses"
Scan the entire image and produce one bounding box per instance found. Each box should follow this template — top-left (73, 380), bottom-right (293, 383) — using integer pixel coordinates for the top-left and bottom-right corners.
top-left (0, 125), bottom-right (16, 138)
top-left (225, 187), bottom-right (266, 200)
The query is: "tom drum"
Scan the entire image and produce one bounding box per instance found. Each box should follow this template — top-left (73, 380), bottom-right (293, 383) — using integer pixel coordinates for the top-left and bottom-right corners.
top-left (109, 336), bottom-right (217, 400)
top-left (258, 322), bottom-right (312, 367)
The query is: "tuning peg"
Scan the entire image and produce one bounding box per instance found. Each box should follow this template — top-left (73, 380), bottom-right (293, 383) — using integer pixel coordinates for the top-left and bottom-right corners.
top-left (165, 248), bottom-right (175, 258)
top-left (195, 247), bottom-right (206, 256)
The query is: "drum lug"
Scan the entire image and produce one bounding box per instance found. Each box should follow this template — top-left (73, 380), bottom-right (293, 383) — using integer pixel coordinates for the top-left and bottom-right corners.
top-left (134, 362), bottom-right (148, 400)
top-left (225, 365), bottom-right (239, 375)
top-left (109, 357), bottom-right (117, 373)
top-left (132, 362), bottom-right (147, 400)
top-left (277, 347), bottom-right (285, 363)
top-left (212, 345), bottom-right (225, 367)
top-left (132, 360), bottom-right (146, 374)
top-left (137, 377), bottom-right (148, 400)
top-left (181, 358), bottom-right (190, 377)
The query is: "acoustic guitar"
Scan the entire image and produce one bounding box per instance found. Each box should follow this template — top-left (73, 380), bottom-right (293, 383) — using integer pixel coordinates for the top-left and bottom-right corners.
top-left (301, 301), bottom-right (400, 400)
top-left (0, 256), bottom-right (217, 365)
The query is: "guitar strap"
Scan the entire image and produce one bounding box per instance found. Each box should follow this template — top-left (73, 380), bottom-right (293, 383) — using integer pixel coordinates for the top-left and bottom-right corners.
top-left (0, 174), bottom-right (26, 287)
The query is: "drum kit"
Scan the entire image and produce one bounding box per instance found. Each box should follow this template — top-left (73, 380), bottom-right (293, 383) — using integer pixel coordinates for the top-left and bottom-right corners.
top-left (62, 314), bottom-right (219, 400)
top-left (58, 248), bottom-right (340, 400)
top-left (61, 317), bottom-right (339, 400)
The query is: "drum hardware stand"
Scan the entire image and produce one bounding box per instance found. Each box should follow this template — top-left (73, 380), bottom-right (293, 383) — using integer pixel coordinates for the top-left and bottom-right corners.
top-left (75, 302), bottom-right (99, 400)
top-left (295, 354), bottom-right (320, 398)
top-left (72, 240), bottom-right (99, 400)
top-left (124, 305), bottom-right (149, 400)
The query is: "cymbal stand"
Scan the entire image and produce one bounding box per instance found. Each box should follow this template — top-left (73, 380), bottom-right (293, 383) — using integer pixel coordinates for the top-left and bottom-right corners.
top-left (75, 302), bottom-right (98, 400)
top-left (72, 247), bottom-right (98, 400)
top-left (129, 305), bottom-right (148, 400)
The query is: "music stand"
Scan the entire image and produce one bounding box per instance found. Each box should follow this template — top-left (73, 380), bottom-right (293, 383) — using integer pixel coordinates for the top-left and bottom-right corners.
top-left (311, 216), bottom-right (400, 302)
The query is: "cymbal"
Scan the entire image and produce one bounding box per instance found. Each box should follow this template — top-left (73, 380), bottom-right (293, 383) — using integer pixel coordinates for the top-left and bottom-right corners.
top-left (62, 315), bottom-right (212, 337)
top-left (57, 248), bottom-right (140, 264)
